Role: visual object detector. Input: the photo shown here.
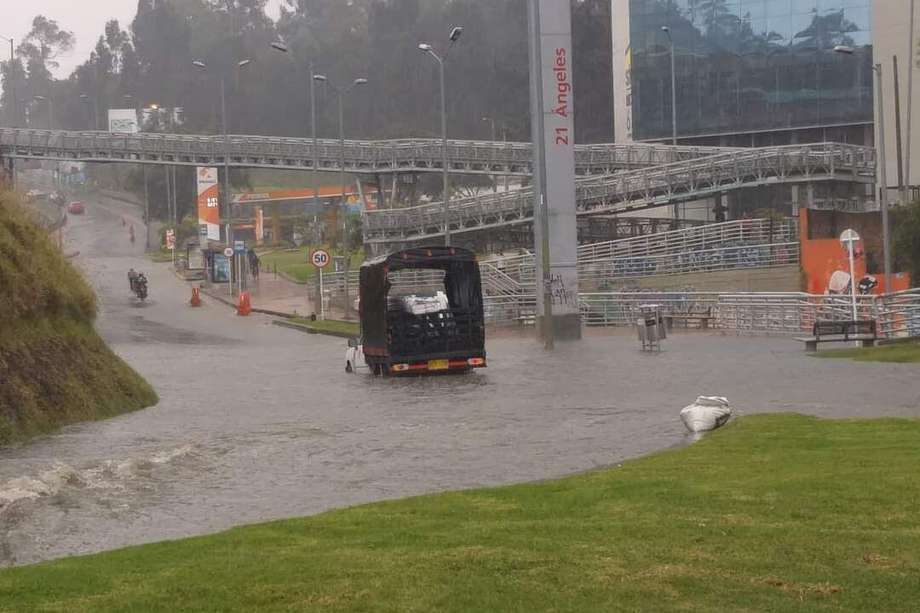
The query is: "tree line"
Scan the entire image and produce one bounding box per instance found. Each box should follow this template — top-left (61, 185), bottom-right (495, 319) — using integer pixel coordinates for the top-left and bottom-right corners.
top-left (1, 0), bottom-right (613, 222)
top-left (2, 0), bottom-right (612, 142)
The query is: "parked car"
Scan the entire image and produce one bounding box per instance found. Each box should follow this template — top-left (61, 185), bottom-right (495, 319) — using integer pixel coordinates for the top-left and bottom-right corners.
top-left (67, 201), bottom-right (85, 214)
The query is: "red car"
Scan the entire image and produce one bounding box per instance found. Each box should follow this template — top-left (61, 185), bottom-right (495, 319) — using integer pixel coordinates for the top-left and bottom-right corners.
top-left (67, 201), bottom-right (85, 215)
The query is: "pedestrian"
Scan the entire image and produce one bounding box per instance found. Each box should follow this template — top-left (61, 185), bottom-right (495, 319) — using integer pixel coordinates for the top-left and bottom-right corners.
top-left (248, 248), bottom-right (260, 280)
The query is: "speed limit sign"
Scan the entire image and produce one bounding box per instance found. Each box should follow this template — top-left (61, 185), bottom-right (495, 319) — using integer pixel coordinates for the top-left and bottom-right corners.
top-left (310, 249), bottom-right (331, 269)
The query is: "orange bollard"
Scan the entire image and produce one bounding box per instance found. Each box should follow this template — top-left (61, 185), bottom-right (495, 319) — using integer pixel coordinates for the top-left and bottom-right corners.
top-left (237, 291), bottom-right (252, 316)
top-left (190, 286), bottom-right (202, 307)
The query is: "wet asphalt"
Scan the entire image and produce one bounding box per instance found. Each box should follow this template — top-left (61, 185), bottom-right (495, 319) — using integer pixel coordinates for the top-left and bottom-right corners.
top-left (1, 193), bottom-right (918, 567)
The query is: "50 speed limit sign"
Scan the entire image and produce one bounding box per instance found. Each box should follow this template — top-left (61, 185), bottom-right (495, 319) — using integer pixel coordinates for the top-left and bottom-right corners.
top-left (310, 249), bottom-right (331, 269)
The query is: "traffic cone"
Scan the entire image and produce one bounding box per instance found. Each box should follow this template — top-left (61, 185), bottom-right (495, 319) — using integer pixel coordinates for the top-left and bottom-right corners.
top-left (237, 291), bottom-right (252, 316)
top-left (190, 286), bottom-right (202, 307)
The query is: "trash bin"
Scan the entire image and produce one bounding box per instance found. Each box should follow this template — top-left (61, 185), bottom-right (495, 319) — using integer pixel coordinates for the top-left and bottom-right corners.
top-left (637, 304), bottom-right (664, 351)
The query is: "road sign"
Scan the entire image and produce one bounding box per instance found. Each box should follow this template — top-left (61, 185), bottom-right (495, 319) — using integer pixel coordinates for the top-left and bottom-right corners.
top-left (223, 247), bottom-right (234, 258)
top-left (234, 240), bottom-right (246, 254)
top-left (840, 229), bottom-right (861, 245)
top-left (165, 229), bottom-right (176, 251)
top-left (311, 249), bottom-right (331, 269)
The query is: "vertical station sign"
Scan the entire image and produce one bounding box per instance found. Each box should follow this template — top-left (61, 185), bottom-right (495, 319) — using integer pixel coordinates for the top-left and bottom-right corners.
top-left (529, 0), bottom-right (581, 339)
top-left (197, 167), bottom-right (221, 242)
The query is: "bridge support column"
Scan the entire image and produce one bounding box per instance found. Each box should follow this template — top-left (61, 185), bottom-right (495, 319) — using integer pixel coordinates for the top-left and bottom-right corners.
top-left (529, 0), bottom-right (581, 342)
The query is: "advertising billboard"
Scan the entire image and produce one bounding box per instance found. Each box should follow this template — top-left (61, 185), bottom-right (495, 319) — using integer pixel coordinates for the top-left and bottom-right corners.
top-left (197, 167), bottom-right (221, 242)
top-left (108, 108), bottom-right (138, 134)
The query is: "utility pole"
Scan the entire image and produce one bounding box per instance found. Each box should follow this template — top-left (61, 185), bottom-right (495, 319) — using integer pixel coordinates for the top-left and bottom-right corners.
top-left (527, 0), bottom-right (553, 350)
top-left (875, 63), bottom-right (893, 291)
top-left (894, 56), bottom-right (905, 202)
top-left (907, 0), bottom-right (916, 192)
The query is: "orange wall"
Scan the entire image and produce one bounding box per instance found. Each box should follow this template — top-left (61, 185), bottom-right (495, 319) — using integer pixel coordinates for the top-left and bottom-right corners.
top-left (800, 209), bottom-right (911, 295)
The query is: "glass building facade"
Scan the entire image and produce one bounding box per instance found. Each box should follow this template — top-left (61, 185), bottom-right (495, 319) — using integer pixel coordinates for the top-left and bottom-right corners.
top-left (628, 0), bottom-right (874, 142)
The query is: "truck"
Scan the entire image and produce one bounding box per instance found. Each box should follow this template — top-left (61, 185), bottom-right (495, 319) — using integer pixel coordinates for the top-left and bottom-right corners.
top-left (345, 246), bottom-right (487, 375)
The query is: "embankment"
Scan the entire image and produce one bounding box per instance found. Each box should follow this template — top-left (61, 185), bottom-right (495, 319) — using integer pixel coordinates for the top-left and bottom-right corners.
top-left (0, 191), bottom-right (157, 444)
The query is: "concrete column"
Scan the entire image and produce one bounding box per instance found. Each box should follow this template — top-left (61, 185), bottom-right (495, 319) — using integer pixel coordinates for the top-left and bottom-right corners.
top-left (529, 0), bottom-right (581, 340)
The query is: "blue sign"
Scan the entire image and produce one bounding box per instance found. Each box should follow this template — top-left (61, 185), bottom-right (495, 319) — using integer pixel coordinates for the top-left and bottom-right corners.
top-left (234, 240), bottom-right (245, 254)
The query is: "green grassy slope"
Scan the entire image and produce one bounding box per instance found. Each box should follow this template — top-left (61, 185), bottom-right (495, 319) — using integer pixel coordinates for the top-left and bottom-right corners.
top-left (0, 191), bottom-right (157, 444)
top-left (1, 415), bottom-right (918, 612)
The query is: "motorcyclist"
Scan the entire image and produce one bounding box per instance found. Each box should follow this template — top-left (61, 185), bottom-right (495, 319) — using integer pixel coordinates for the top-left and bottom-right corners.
top-left (129, 224), bottom-right (136, 243)
top-left (128, 268), bottom-right (138, 292)
top-left (134, 273), bottom-right (148, 300)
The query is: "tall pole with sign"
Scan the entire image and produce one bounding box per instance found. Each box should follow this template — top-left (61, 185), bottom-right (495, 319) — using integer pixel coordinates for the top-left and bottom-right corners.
top-left (527, 0), bottom-right (581, 344)
top-left (841, 229), bottom-right (861, 321)
top-left (311, 249), bottom-right (330, 320)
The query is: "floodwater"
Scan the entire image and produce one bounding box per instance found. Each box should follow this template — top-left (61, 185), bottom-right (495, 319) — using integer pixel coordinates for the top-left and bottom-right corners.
top-left (2, 194), bottom-right (919, 567)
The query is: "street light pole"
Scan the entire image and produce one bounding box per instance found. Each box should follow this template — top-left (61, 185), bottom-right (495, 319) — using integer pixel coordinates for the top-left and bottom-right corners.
top-left (875, 63), bottom-right (893, 291)
top-left (483, 116), bottom-right (498, 193)
top-left (270, 42), bottom-right (321, 237)
top-left (312, 74), bottom-right (368, 247)
top-left (662, 26), bottom-right (677, 146)
top-left (662, 26), bottom-right (680, 219)
top-left (193, 59), bottom-right (250, 250)
top-left (419, 27), bottom-right (463, 247)
top-left (907, 0), bottom-right (916, 192)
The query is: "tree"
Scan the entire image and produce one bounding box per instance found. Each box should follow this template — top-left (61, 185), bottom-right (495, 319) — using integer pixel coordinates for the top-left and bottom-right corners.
top-left (17, 15), bottom-right (75, 73)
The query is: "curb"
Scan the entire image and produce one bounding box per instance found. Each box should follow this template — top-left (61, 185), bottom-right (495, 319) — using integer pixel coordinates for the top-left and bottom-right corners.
top-left (271, 320), bottom-right (356, 339)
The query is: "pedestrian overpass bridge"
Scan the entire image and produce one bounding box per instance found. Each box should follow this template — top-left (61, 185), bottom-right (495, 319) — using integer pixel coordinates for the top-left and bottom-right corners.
top-left (0, 127), bottom-right (733, 176)
top-left (363, 143), bottom-right (875, 245)
top-left (0, 129), bottom-right (875, 248)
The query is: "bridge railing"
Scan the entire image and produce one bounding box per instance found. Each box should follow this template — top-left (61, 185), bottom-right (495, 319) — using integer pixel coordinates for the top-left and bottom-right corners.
top-left (364, 143), bottom-right (875, 241)
top-left (0, 128), bottom-right (735, 175)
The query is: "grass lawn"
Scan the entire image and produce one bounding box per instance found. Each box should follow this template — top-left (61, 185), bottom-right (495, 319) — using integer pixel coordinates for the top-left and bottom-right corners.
top-left (2, 414), bottom-right (920, 612)
top-left (290, 316), bottom-right (359, 337)
top-left (259, 248), bottom-right (364, 284)
top-left (146, 249), bottom-right (174, 263)
top-left (815, 340), bottom-right (920, 363)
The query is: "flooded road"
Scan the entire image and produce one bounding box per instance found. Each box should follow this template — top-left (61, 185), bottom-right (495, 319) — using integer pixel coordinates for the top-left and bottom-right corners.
top-left (2, 193), bottom-right (919, 567)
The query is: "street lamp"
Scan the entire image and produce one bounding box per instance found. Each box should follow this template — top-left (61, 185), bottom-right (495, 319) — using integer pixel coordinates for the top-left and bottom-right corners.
top-left (419, 25), bottom-right (464, 245)
top-left (312, 74), bottom-right (368, 234)
top-left (482, 116), bottom-right (499, 193)
top-left (192, 58), bottom-right (251, 254)
top-left (661, 26), bottom-right (677, 146)
top-left (78, 93), bottom-right (95, 130)
top-left (270, 40), bottom-right (321, 223)
top-left (33, 95), bottom-right (53, 130)
top-left (835, 45), bottom-right (891, 291)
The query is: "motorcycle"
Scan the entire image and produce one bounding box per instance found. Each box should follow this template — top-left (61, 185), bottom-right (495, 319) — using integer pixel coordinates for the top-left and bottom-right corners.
top-left (133, 274), bottom-right (148, 301)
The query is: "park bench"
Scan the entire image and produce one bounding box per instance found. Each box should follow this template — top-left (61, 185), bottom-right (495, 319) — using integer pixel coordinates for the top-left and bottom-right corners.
top-left (796, 320), bottom-right (877, 352)
top-left (664, 308), bottom-right (714, 331)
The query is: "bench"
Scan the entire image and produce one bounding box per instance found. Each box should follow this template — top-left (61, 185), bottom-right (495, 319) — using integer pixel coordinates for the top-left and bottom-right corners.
top-left (796, 320), bottom-right (877, 352)
top-left (664, 308), bottom-right (714, 331)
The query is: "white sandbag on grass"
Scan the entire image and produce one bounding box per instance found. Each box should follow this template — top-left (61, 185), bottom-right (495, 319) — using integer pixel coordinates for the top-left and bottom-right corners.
top-left (680, 396), bottom-right (733, 433)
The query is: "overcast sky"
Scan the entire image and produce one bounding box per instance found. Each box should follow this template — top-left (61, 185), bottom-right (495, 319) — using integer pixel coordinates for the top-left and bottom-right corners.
top-left (5, 1), bottom-right (284, 78)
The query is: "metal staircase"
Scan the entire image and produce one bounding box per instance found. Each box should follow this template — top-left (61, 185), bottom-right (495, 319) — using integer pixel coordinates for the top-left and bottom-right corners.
top-left (363, 143), bottom-right (875, 245)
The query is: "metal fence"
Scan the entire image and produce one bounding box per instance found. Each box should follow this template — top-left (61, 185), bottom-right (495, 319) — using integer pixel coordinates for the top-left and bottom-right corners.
top-left (486, 289), bottom-right (920, 340)
top-left (478, 219), bottom-right (800, 292)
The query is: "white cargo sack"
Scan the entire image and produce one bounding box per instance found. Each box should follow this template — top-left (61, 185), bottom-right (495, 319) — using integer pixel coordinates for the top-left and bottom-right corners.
top-left (680, 396), bottom-right (732, 433)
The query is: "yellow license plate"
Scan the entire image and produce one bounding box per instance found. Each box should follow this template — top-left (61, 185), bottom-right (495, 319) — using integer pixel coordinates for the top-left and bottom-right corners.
top-left (428, 359), bottom-right (450, 371)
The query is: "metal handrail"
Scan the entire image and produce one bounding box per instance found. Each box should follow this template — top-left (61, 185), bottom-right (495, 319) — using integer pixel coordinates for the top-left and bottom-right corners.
top-left (364, 143), bottom-right (875, 242)
top-left (0, 127), bottom-right (736, 175)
